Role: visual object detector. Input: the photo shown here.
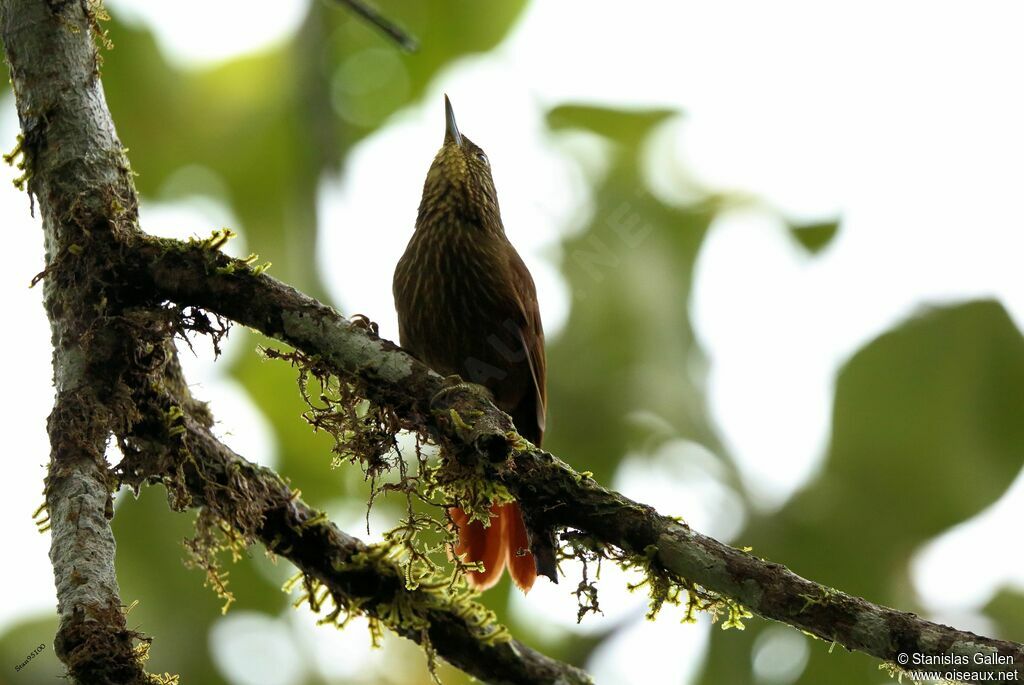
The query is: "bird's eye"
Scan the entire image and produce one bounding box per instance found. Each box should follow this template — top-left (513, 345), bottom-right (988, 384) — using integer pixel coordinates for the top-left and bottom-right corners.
top-left (474, 151), bottom-right (489, 165)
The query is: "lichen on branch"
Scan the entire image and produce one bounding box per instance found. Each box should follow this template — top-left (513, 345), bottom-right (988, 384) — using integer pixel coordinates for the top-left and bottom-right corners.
top-left (6, 0), bottom-right (1023, 680)
top-left (116, 392), bottom-right (591, 685)
top-left (259, 344), bottom-right (515, 588)
top-left (123, 236), bottom-right (1024, 684)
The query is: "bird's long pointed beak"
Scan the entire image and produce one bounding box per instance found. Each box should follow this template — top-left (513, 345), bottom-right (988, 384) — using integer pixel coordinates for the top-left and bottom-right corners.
top-left (444, 94), bottom-right (463, 147)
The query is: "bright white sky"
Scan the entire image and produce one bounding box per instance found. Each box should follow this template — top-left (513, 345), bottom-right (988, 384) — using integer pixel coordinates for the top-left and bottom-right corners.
top-left (4, 1), bottom-right (1024, 683)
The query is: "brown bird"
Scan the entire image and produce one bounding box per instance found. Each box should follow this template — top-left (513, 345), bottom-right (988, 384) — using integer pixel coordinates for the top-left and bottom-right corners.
top-left (393, 96), bottom-right (546, 592)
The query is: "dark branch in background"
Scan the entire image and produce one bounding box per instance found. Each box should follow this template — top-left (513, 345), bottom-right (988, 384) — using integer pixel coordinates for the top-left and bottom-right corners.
top-left (126, 237), bottom-right (1024, 685)
top-left (332, 0), bottom-right (420, 51)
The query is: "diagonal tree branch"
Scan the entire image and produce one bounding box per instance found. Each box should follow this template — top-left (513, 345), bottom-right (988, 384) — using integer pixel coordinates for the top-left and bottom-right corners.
top-left (115, 379), bottom-right (589, 685)
top-left (6, 0), bottom-right (1021, 683)
top-left (124, 236), bottom-right (1024, 685)
top-left (0, 1), bottom-right (579, 683)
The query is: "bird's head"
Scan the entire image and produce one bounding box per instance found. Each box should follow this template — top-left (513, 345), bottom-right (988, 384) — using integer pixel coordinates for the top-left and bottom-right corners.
top-left (418, 95), bottom-right (501, 228)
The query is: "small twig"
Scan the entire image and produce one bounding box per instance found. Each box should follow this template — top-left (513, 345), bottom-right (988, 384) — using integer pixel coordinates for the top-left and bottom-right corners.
top-left (332, 0), bottom-right (419, 52)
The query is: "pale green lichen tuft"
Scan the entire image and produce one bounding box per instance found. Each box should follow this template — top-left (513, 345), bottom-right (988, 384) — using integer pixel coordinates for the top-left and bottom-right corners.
top-left (265, 344), bottom-right (511, 585)
top-left (164, 405), bottom-right (186, 437)
top-left (32, 501), bottom-right (50, 533)
top-left (193, 228), bottom-right (236, 253)
top-left (133, 640), bottom-right (180, 684)
top-left (799, 585), bottom-right (840, 612)
top-left (190, 236), bottom-right (274, 276)
top-left (182, 509), bottom-right (247, 615)
top-left (265, 325), bottom-right (749, 667)
top-left (285, 536), bottom-right (509, 684)
top-left (563, 536), bottom-right (753, 631)
top-left (3, 134), bottom-right (29, 190)
top-left (878, 660), bottom-right (926, 684)
top-left (85, 0), bottom-right (114, 54)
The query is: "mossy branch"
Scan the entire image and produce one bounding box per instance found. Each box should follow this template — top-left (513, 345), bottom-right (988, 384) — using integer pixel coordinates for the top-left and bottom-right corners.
top-left (6, 0), bottom-right (1022, 682)
top-left (2, 1), bottom-right (152, 682)
top-left (1, 0), bottom-right (580, 683)
top-left (124, 237), bottom-right (1024, 684)
top-left (116, 389), bottom-right (590, 685)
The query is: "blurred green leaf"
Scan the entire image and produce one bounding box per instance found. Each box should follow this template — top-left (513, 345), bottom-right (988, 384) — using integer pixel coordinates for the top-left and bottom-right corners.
top-left (545, 105), bottom-right (720, 489)
top-left (548, 104), bottom-right (677, 148)
top-left (101, 0), bottom-right (529, 299)
top-left (89, 4), bottom-right (539, 681)
top-left (825, 300), bottom-right (1024, 535)
top-left (230, 331), bottom-right (344, 504)
top-left (789, 219), bottom-right (839, 254)
top-left (984, 588), bottom-right (1024, 640)
top-left (112, 485), bottom-right (286, 682)
top-left (12, 4), bottom-right (1017, 683)
top-left (699, 300), bottom-right (1024, 685)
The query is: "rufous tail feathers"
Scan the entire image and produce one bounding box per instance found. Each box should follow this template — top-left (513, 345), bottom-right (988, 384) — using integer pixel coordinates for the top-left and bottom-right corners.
top-left (451, 502), bottom-right (537, 592)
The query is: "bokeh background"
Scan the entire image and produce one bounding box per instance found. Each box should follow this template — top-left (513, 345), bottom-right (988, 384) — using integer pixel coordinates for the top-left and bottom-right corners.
top-left (2, 1), bottom-right (1024, 684)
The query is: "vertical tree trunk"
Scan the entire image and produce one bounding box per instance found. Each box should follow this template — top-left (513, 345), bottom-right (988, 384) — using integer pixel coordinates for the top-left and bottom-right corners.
top-left (2, 2), bottom-right (149, 681)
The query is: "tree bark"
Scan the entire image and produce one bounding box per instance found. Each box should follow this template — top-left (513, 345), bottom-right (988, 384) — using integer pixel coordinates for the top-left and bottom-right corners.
top-left (4, 1), bottom-right (1021, 684)
top-left (126, 236), bottom-right (1024, 685)
top-left (2, 2), bottom-right (149, 682)
top-left (0, 2), bottom-right (586, 683)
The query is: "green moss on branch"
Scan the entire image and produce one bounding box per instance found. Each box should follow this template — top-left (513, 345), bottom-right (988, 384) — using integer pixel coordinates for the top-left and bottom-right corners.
top-left (123, 237), bottom-right (1024, 684)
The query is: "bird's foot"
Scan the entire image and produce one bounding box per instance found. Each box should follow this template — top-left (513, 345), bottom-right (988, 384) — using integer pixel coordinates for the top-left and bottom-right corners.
top-left (430, 376), bottom-right (494, 408)
top-left (430, 377), bottom-right (512, 461)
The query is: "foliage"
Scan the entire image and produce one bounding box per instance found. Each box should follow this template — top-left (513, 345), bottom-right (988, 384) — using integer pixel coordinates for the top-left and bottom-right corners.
top-left (2, 1), bottom-right (1022, 684)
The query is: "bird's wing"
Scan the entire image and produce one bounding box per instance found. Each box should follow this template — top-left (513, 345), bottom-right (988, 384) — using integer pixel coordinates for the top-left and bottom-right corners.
top-left (508, 249), bottom-right (547, 445)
